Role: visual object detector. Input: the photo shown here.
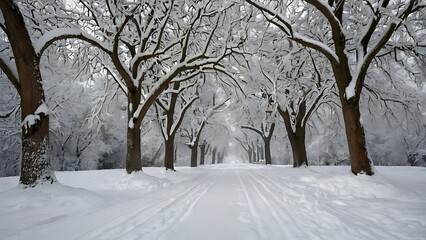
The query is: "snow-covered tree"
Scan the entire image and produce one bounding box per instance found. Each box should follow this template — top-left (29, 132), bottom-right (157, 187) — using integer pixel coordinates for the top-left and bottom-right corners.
top-left (240, 91), bottom-right (276, 165)
top-left (0, 0), bottom-right (57, 187)
top-left (180, 78), bottom-right (232, 167)
top-left (37, 0), bottom-right (246, 174)
top-left (0, 79), bottom-right (20, 177)
top-left (247, 0), bottom-right (425, 175)
top-left (155, 78), bottom-right (200, 170)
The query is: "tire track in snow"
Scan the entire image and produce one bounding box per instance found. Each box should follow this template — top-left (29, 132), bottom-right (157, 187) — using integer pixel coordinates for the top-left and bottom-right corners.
top-left (242, 170), bottom-right (312, 239)
top-left (251, 169), bottom-right (420, 240)
top-left (237, 171), bottom-right (266, 240)
top-left (83, 167), bottom-right (227, 240)
top-left (250, 170), bottom-right (344, 239)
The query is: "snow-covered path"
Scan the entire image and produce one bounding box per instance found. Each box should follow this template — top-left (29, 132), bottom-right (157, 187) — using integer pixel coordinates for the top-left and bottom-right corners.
top-left (0, 164), bottom-right (425, 240)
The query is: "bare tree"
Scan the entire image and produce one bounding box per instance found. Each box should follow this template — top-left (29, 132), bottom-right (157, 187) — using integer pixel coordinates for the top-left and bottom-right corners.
top-left (37, 0), bottom-right (244, 173)
top-left (181, 90), bottom-right (230, 167)
top-left (241, 93), bottom-right (276, 165)
top-left (155, 79), bottom-right (200, 170)
top-left (246, 0), bottom-right (425, 175)
top-left (0, 0), bottom-right (57, 186)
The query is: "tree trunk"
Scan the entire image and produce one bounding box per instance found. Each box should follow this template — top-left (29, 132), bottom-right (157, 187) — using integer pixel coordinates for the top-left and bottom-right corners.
top-left (218, 151), bottom-right (225, 164)
top-left (199, 143), bottom-right (206, 165)
top-left (335, 65), bottom-right (374, 175)
top-left (263, 123), bottom-right (275, 165)
top-left (1, 0), bottom-right (56, 187)
top-left (211, 147), bottom-right (217, 164)
top-left (341, 100), bottom-right (373, 175)
top-left (190, 140), bottom-right (199, 167)
top-left (257, 144), bottom-right (261, 162)
top-left (126, 126), bottom-right (142, 173)
top-left (126, 91), bottom-right (142, 174)
top-left (164, 133), bottom-right (176, 171)
top-left (247, 147), bottom-right (253, 163)
top-left (264, 138), bottom-right (272, 165)
top-left (252, 145), bottom-right (257, 163)
top-left (174, 146), bottom-right (177, 163)
top-left (288, 129), bottom-right (308, 167)
top-left (278, 105), bottom-right (309, 168)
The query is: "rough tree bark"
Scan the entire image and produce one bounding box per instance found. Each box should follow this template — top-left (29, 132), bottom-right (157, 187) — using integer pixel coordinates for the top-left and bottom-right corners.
top-left (199, 141), bottom-right (207, 165)
top-left (164, 133), bottom-right (176, 170)
top-left (163, 82), bottom-right (181, 171)
top-left (0, 0), bottom-right (56, 187)
top-left (334, 65), bottom-right (374, 175)
top-left (126, 125), bottom-right (142, 173)
top-left (126, 90), bottom-right (143, 173)
top-left (278, 103), bottom-right (308, 167)
top-left (341, 96), bottom-right (371, 174)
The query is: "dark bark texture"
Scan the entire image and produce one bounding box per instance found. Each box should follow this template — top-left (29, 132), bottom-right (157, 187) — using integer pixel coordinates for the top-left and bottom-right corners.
top-left (278, 104), bottom-right (309, 168)
top-left (0, 0), bottom-right (56, 187)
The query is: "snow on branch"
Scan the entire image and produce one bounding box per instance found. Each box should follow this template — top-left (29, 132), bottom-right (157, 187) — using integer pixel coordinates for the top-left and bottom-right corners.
top-left (0, 106), bottom-right (18, 119)
top-left (292, 33), bottom-right (339, 66)
top-left (104, 66), bottom-right (128, 95)
top-left (35, 28), bottom-right (113, 57)
top-left (0, 52), bottom-right (20, 93)
top-left (170, 95), bottom-right (199, 136)
top-left (241, 125), bottom-right (264, 138)
top-left (346, 0), bottom-right (418, 100)
top-left (245, 0), bottom-right (293, 36)
top-left (21, 102), bottom-right (50, 134)
top-left (246, 0), bottom-right (339, 65)
top-left (171, 70), bottom-right (202, 83)
top-left (305, 0), bottom-right (344, 36)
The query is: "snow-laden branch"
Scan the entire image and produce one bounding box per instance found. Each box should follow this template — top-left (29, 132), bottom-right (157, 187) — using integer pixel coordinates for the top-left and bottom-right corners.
top-left (291, 33), bottom-right (339, 66)
top-left (154, 103), bottom-right (169, 141)
top-left (306, 0), bottom-right (342, 25)
top-left (0, 51), bottom-right (20, 93)
top-left (35, 28), bottom-right (113, 57)
top-left (302, 85), bottom-right (330, 127)
top-left (304, 0), bottom-right (344, 42)
top-left (246, 0), bottom-right (339, 66)
top-left (201, 63), bottom-right (246, 94)
top-left (131, 48), bottom-right (233, 128)
top-left (163, 80), bottom-right (198, 95)
top-left (104, 66), bottom-right (128, 95)
top-left (0, 106), bottom-right (18, 119)
top-left (241, 125), bottom-right (264, 138)
top-left (131, 4), bottom-right (176, 75)
top-left (170, 95), bottom-right (199, 136)
top-left (184, 120), bottom-right (206, 147)
top-left (171, 70), bottom-right (202, 83)
top-left (245, 0), bottom-right (292, 35)
top-left (346, 0), bottom-right (417, 100)
top-left (155, 98), bottom-right (169, 112)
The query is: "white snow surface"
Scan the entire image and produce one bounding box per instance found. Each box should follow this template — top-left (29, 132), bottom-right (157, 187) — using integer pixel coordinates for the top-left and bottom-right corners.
top-left (21, 114), bottom-right (40, 132)
top-left (21, 102), bottom-right (50, 133)
top-left (0, 164), bottom-right (425, 240)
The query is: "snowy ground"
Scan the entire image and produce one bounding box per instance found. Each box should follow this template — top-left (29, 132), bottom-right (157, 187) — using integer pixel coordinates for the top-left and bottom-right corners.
top-left (0, 164), bottom-right (425, 240)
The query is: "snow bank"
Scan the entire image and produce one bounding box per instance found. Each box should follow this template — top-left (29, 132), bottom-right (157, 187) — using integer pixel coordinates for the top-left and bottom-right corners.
top-left (0, 183), bottom-right (107, 239)
top-left (113, 171), bottom-right (171, 191)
